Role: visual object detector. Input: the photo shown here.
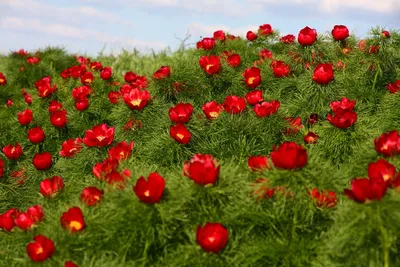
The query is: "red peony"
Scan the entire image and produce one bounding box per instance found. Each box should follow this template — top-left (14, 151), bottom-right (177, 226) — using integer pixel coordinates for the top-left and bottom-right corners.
top-left (60, 207), bottom-right (85, 232)
top-left (308, 188), bottom-right (337, 208)
top-left (59, 138), bottom-right (83, 158)
top-left (374, 130), bottom-right (400, 157)
top-left (344, 177), bottom-right (388, 203)
top-left (170, 124), bottom-right (191, 144)
top-left (83, 123), bottom-right (115, 147)
top-left (72, 86), bottom-right (92, 101)
top-left (0, 208), bottom-right (18, 232)
top-left (259, 49), bottom-right (273, 59)
top-left (313, 63), bottom-right (334, 85)
top-left (34, 76), bottom-right (57, 98)
top-left (199, 55), bottom-right (221, 75)
top-left (253, 100), bottom-right (280, 118)
top-left (153, 66), bottom-right (171, 80)
top-left (202, 101), bottom-right (224, 119)
top-left (258, 24), bottom-right (273, 36)
top-left (197, 37), bottom-right (216, 50)
top-left (271, 142), bottom-right (308, 169)
top-left (48, 100), bottom-right (64, 113)
top-left (100, 66), bottom-right (113, 80)
top-left (245, 90), bottom-right (263, 106)
top-left (80, 186), bottom-right (104, 206)
top-left (26, 235), bottom-right (55, 262)
top-left (246, 31), bottom-right (258, 41)
top-left (3, 143), bottom-right (23, 160)
top-left (108, 141), bottom-right (134, 161)
top-left (18, 109), bottom-right (33, 125)
top-left (0, 72), bottom-right (7, 85)
top-left (27, 126), bottom-right (45, 144)
top-left (197, 222), bottom-right (229, 253)
top-left (304, 132), bottom-right (319, 144)
top-left (283, 117), bottom-right (303, 135)
top-left (243, 67), bottom-right (261, 89)
top-left (40, 176), bottom-right (65, 198)
top-left (223, 95), bottom-right (246, 114)
top-left (183, 154), bottom-right (220, 186)
top-left (213, 30), bottom-right (226, 41)
top-left (122, 87), bottom-right (151, 110)
top-left (271, 60), bottom-right (290, 77)
top-left (368, 159), bottom-right (396, 183)
top-left (50, 110), bottom-right (68, 128)
top-left (248, 156), bottom-right (269, 171)
top-left (331, 25), bottom-right (350, 41)
top-left (280, 34), bottom-right (295, 44)
top-left (33, 152), bottom-right (52, 170)
top-left (133, 172), bottom-right (165, 204)
top-left (298, 26), bottom-right (317, 46)
top-left (169, 103), bottom-right (194, 124)
top-left (226, 54), bottom-right (241, 68)
top-left (80, 71), bottom-right (94, 85)
top-left (108, 91), bottom-right (122, 104)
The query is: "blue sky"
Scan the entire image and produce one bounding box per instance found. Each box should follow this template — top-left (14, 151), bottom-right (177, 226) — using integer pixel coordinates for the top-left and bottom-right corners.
top-left (0, 0), bottom-right (399, 56)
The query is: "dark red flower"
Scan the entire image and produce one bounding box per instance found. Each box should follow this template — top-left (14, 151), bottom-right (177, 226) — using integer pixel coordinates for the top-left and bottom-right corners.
top-left (382, 30), bottom-right (390, 38)
top-left (48, 100), bottom-right (64, 113)
top-left (170, 124), bottom-right (191, 144)
top-left (308, 188), bottom-right (337, 208)
top-left (26, 235), bottom-right (55, 262)
top-left (223, 95), bottom-right (246, 114)
top-left (34, 76), bottom-right (57, 98)
top-left (24, 93), bottom-right (32, 105)
top-left (271, 142), bottom-right (308, 170)
top-left (59, 138), bottom-right (83, 158)
top-left (108, 141), bottom-right (134, 161)
top-left (33, 152), bottom-right (52, 170)
top-left (80, 71), bottom-right (94, 85)
top-left (197, 222), bottom-right (229, 253)
top-left (15, 212), bottom-right (35, 230)
top-left (133, 172), bottom-right (165, 204)
top-left (50, 110), bottom-right (68, 128)
top-left (75, 99), bottom-right (89, 111)
top-left (27, 57), bottom-right (40, 65)
top-left (61, 207), bottom-right (85, 233)
top-left (199, 55), bottom-right (221, 75)
top-left (40, 176), bottom-right (65, 198)
top-left (243, 67), bottom-right (261, 89)
top-left (283, 117), bottom-right (303, 135)
top-left (3, 143), bottom-right (23, 160)
top-left (313, 64), bottom-right (334, 85)
top-left (258, 24), bottom-right (273, 36)
top-left (198, 38), bottom-right (216, 50)
top-left (202, 101), bottom-right (224, 119)
top-left (18, 109), bottom-right (33, 125)
top-left (331, 25), bottom-right (349, 41)
top-left (344, 177), bottom-right (388, 203)
top-left (108, 91), bottom-right (122, 104)
top-left (280, 34), bottom-right (295, 44)
top-left (80, 187), bottom-right (104, 206)
top-left (271, 60), bottom-right (290, 77)
top-left (259, 49), bottom-right (273, 59)
top-left (72, 86), bottom-right (92, 101)
top-left (153, 66), bottom-right (171, 80)
top-left (308, 113), bottom-right (318, 125)
top-left (83, 123), bottom-right (115, 147)
top-left (10, 168), bottom-right (27, 185)
top-left (298, 26), bottom-right (317, 46)
top-left (100, 66), bottom-right (112, 80)
top-left (28, 126), bottom-right (45, 144)
top-left (245, 90), bottom-right (263, 106)
top-left (0, 208), bottom-right (18, 231)
top-left (368, 159), bottom-right (396, 183)
top-left (183, 154), bottom-right (220, 186)
top-left (124, 71), bottom-right (139, 83)
top-left (0, 159), bottom-right (4, 178)
top-left (330, 98), bottom-right (356, 113)
top-left (92, 158), bottom-right (119, 180)
top-left (327, 111), bottom-right (357, 129)
top-left (253, 100), bottom-right (280, 118)
top-left (169, 103), bottom-right (194, 124)
top-left (304, 132), bottom-right (319, 144)
top-left (89, 62), bottom-right (103, 71)
top-left (6, 99), bottom-right (13, 107)
top-left (226, 54), bottom-right (241, 67)
top-left (122, 87), bottom-right (151, 110)
top-left (248, 156), bottom-right (269, 171)
top-left (358, 40), bottom-right (367, 51)
top-left (246, 31), bottom-right (258, 41)
top-left (385, 80), bottom-right (400, 94)
top-left (27, 205), bottom-right (44, 223)
top-left (374, 130), bottom-right (400, 157)
top-left (213, 30), bottom-right (226, 41)
top-left (0, 72), bottom-right (6, 85)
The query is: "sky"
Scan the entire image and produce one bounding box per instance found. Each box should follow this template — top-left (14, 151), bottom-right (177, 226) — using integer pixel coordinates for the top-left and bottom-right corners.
top-left (0, 0), bottom-right (399, 56)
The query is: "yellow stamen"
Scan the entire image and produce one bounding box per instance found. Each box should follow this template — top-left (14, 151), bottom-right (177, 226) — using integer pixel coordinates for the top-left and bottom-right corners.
top-left (208, 236), bottom-right (215, 243)
top-left (97, 136), bottom-right (105, 142)
top-left (36, 247), bottom-right (44, 254)
top-left (248, 77), bottom-right (256, 84)
top-left (84, 79), bottom-right (92, 84)
top-left (176, 133), bottom-right (184, 140)
top-left (206, 64), bottom-right (213, 71)
top-left (69, 221), bottom-right (83, 230)
top-left (94, 196), bottom-right (100, 200)
top-left (130, 99), bottom-right (142, 106)
top-left (144, 190), bottom-right (150, 197)
top-left (383, 174), bottom-right (390, 181)
top-left (0, 79), bottom-right (4, 83)
top-left (209, 112), bottom-right (218, 118)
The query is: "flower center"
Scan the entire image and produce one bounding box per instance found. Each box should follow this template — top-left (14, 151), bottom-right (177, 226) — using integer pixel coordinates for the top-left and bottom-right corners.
top-left (382, 174), bottom-right (390, 181)
top-left (248, 77), bottom-right (256, 84)
top-left (36, 246), bottom-right (44, 254)
top-left (209, 112), bottom-right (218, 118)
top-left (176, 133), bottom-right (184, 140)
top-left (206, 64), bottom-right (214, 71)
top-left (208, 236), bottom-right (215, 243)
top-left (144, 190), bottom-right (150, 197)
top-left (84, 79), bottom-right (92, 84)
top-left (0, 79), bottom-right (4, 83)
top-left (69, 220), bottom-right (83, 231)
top-left (130, 99), bottom-right (142, 106)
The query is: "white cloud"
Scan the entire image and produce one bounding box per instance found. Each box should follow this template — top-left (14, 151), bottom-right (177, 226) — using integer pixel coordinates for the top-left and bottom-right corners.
top-left (0, 0), bottom-right (135, 26)
top-left (0, 17), bottom-right (167, 52)
top-left (189, 22), bottom-right (259, 38)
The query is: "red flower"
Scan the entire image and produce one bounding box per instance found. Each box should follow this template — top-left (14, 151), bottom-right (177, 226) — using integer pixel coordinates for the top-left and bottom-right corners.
top-left (198, 38), bottom-right (216, 50)
top-left (213, 30), bottom-right (226, 41)
top-left (108, 141), bottom-right (134, 161)
top-left (153, 66), bottom-right (171, 79)
top-left (331, 25), bottom-right (349, 41)
top-left (245, 90), bottom-right (263, 106)
top-left (283, 117), bottom-right (303, 135)
top-left (75, 99), bottom-right (89, 111)
top-left (280, 34), bottom-right (295, 44)
top-left (385, 80), bottom-right (400, 94)
top-left (40, 176), bottom-right (65, 198)
top-left (14, 49), bottom-right (29, 56)
top-left (202, 101), bottom-right (224, 119)
top-left (15, 212), bottom-right (35, 230)
top-left (330, 97), bottom-right (356, 113)
top-left (122, 87), bottom-right (151, 110)
top-left (344, 177), bottom-right (388, 203)
top-left (100, 66), bottom-right (112, 80)
top-left (0, 208), bottom-right (18, 232)
top-left (18, 109), bottom-right (33, 125)
top-left (10, 168), bottom-right (27, 185)
top-left (80, 187), bottom-right (104, 206)
top-left (183, 154), bottom-right (220, 186)
top-left (72, 86), bottom-right (92, 101)
top-left (0, 159), bottom-right (4, 178)
top-left (327, 111), bottom-right (357, 129)
top-left (27, 57), bottom-right (40, 65)
top-left (27, 126), bottom-right (45, 144)
top-left (0, 72), bottom-right (6, 85)
top-left (24, 93), bottom-right (32, 105)
top-left (374, 130), bottom-right (400, 157)
top-left (246, 31), bottom-right (258, 41)
top-left (83, 123), bottom-right (115, 147)
top-left (298, 26), bottom-right (317, 46)
top-left (3, 143), bottom-right (23, 160)
top-left (124, 71), bottom-right (139, 83)
top-left (170, 124), bottom-right (191, 144)
top-left (271, 142), bottom-right (308, 170)
top-left (33, 152), bottom-right (52, 170)
top-left (199, 55), bottom-right (221, 75)
top-left (26, 235), bottom-right (55, 262)
top-left (243, 67), bottom-right (261, 89)
top-left (50, 110), bottom-right (68, 128)
top-left (259, 49), bottom-right (273, 59)
top-left (65, 261), bottom-right (79, 267)
top-left (108, 91), bottom-right (122, 104)
top-left (258, 24), bottom-right (273, 36)
top-left (248, 156), bottom-right (269, 171)
top-left (48, 100), bottom-right (64, 113)
top-left (169, 103), bottom-right (194, 124)
top-left (226, 54), bottom-right (241, 67)
top-left (80, 71), bottom-right (94, 85)
top-left (60, 207), bottom-right (85, 232)
top-left (223, 95), bottom-right (246, 114)
top-left (313, 64), bottom-right (334, 85)
top-left (382, 30), bottom-right (390, 38)
top-left (368, 159), bottom-right (396, 183)
top-left (271, 60), bottom-right (290, 77)
top-left (304, 132), bottom-right (319, 144)
top-left (34, 76), bottom-right (57, 98)
top-left (197, 222), bottom-right (228, 253)
top-left (93, 158), bottom-right (119, 180)
top-left (59, 138), bottom-right (83, 158)
top-left (253, 100), bottom-right (280, 118)
top-left (27, 205), bottom-right (44, 223)
top-left (133, 172), bottom-right (165, 204)
top-left (89, 61), bottom-right (103, 71)
top-left (308, 188), bottom-right (337, 208)
top-left (105, 170), bottom-right (130, 187)
top-left (6, 99), bottom-right (13, 107)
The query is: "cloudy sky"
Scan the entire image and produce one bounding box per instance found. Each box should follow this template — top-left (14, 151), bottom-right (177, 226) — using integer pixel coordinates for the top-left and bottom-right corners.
top-left (0, 0), bottom-right (399, 55)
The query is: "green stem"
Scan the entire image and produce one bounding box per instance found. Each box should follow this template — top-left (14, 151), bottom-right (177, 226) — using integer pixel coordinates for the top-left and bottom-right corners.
top-left (376, 206), bottom-right (390, 267)
top-left (371, 63), bottom-right (381, 91)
